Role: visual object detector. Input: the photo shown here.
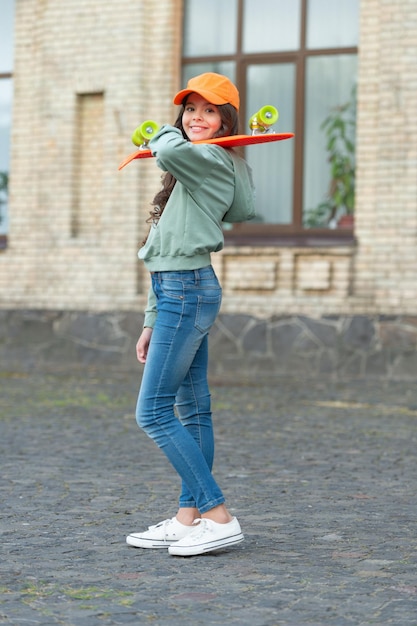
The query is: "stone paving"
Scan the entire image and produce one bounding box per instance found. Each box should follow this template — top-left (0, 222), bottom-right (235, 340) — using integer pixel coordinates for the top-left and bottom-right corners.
top-left (1, 369), bottom-right (417, 625)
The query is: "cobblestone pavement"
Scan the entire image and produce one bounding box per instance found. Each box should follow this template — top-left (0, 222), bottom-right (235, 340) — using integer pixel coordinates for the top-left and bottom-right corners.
top-left (1, 369), bottom-right (417, 625)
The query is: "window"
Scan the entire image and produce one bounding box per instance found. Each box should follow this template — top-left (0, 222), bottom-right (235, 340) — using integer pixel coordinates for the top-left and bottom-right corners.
top-left (0, 0), bottom-right (15, 240)
top-left (182, 0), bottom-right (359, 241)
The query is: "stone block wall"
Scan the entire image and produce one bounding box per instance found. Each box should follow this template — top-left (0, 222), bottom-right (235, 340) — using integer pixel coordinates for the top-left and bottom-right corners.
top-left (1, 310), bottom-right (417, 381)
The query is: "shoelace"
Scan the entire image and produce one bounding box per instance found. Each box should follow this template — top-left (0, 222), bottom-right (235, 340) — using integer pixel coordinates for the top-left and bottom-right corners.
top-left (186, 519), bottom-right (212, 540)
top-left (148, 518), bottom-right (176, 542)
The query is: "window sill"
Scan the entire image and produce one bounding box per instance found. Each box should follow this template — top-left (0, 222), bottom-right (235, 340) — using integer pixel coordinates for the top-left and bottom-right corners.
top-left (224, 230), bottom-right (355, 248)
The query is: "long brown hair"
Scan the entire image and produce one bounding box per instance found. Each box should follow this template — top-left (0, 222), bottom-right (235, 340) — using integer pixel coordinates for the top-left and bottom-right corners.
top-left (143, 101), bottom-right (239, 237)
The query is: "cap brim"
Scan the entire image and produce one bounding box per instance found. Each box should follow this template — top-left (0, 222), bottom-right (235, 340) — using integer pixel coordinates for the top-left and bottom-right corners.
top-left (173, 88), bottom-right (228, 106)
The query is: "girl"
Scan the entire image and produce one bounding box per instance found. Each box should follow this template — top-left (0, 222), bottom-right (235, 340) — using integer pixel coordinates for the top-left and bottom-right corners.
top-left (126, 73), bottom-right (255, 557)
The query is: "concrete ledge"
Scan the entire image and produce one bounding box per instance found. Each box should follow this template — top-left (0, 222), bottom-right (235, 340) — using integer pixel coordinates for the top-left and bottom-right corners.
top-left (1, 309), bottom-right (417, 381)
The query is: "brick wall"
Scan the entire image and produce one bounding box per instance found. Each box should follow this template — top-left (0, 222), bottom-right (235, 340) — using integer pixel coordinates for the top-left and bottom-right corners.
top-left (0, 0), bottom-right (182, 311)
top-left (354, 0), bottom-right (417, 313)
top-left (0, 0), bottom-right (416, 321)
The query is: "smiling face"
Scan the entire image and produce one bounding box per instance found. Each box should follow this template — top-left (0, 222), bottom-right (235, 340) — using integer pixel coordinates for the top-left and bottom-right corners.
top-left (182, 93), bottom-right (223, 142)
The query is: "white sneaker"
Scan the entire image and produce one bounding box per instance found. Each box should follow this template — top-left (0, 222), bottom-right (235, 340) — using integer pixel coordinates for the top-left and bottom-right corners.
top-left (126, 517), bottom-right (195, 548)
top-left (168, 517), bottom-right (244, 556)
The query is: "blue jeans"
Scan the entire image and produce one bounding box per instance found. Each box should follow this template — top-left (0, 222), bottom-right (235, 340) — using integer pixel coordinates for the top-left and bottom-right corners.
top-left (136, 266), bottom-right (224, 514)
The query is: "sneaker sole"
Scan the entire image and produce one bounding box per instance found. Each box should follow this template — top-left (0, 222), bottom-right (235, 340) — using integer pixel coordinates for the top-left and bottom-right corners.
top-left (168, 532), bottom-right (244, 556)
top-left (126, 535), bottom-right (176, 548)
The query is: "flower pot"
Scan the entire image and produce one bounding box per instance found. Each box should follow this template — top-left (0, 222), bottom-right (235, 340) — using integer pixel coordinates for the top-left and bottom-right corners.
top-left (337, 214), bottom-right (354, 229)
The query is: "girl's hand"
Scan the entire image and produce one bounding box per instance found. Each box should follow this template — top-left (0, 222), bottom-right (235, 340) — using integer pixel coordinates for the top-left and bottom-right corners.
top-left (136, 327), bottom-right (153, 363)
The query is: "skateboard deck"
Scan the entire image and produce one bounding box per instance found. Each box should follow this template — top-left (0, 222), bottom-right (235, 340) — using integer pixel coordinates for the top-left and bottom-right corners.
top-left (118, 132), bottom-right (294, 170)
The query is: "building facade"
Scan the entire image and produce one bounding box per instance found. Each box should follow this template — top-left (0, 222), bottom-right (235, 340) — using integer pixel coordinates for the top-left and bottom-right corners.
top-left (0, 0), bottom-right (417, 378)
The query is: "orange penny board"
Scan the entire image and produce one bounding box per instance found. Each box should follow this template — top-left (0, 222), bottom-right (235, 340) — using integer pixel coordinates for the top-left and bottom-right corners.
top-left (118, 132), bottom-right (294, 170)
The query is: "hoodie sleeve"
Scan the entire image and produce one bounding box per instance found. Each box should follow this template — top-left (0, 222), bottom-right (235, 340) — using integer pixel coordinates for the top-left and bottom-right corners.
top-left (143, 285), bottom-right (157, 328)
top-left (149, 125), bottom-right (255, 223)
top-left (149, 125), bottom-right (231, 192)
top-left (222, 151), bottom-right (256, 223)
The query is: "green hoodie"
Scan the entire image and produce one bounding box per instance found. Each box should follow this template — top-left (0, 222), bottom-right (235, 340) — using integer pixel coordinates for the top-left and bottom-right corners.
top-left (138, 125), bottom-right (256, 327)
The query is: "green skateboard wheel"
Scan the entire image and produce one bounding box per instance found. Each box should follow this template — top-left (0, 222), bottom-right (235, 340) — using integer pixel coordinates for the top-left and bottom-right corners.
top-left (131, 120), bottom-right (160, 146)
top-left (139, 120), bottom-right (160, 141)
top-left (249, 105), bottom-right (279, 132)
top-left (131, 127), bottom-right (145, 146)
top-left (257, 105), bottom-right (279, 126)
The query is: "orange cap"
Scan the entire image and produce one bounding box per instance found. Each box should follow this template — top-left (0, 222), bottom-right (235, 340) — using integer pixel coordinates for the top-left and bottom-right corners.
top-left (173, 72), bottom-right (240, 111)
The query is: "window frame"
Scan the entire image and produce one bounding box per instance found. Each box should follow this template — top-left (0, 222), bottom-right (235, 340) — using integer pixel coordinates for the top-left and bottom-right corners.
top-left (181, 0), bottom-right (358, 245)
top-left (0, 0), bottom-right (15, 249)
top-left (0, 70), bottom-right (12, 250)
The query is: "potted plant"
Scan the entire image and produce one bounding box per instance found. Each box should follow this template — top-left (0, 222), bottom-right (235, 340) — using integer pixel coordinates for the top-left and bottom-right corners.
top-left (305, 88), bottom-right (356, 229)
